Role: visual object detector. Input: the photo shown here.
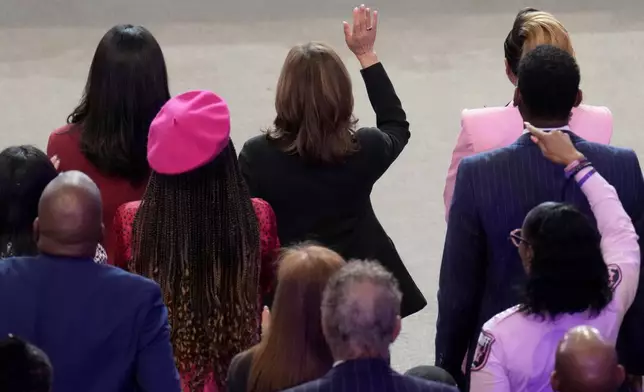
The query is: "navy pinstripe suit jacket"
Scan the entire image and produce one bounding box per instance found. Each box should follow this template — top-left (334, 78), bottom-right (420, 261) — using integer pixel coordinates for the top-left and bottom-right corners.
top-left (282, 359), bottom-right (459, 392)
top-left (435, 132), bottom-right (644, 386)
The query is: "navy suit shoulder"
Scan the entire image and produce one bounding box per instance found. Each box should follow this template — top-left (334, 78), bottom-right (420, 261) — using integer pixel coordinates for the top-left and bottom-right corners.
top-left (283, 359), bottom-right (459, 392)
top-left (0, 255), bottom-right (179, 392)
top-left (437, 133), bottom-right (644, 384)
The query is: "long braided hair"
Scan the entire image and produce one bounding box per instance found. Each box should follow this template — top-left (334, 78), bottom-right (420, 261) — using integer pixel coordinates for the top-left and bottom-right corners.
top-left (131, 140), bottom-right (260, 391)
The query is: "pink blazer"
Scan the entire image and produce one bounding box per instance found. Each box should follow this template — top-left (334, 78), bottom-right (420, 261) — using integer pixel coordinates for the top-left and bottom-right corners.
top-left (443, 104), bottom-right (613, 219)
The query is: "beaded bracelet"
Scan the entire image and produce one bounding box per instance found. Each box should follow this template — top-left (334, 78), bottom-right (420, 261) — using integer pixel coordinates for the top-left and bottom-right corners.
top-left (564, 159), bottom-right (592, 179)
top-left (564, 157), bottom-right (588, 172)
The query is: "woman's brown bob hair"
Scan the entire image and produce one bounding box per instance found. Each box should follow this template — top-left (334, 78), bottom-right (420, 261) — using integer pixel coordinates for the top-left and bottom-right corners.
top-left (267, 42), bottom-right (359, 163)
top-left (246, 244), bottom-right (345, 392)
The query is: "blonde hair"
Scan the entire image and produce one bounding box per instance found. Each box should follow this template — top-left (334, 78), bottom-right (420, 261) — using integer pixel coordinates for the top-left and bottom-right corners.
top-left (504, 8), bottom-right (575, 76)
top-left (521, 11), bottom-right (574, 57)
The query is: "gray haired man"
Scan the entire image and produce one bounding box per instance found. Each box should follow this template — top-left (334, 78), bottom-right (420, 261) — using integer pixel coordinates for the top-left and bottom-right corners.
top-left (283, 261), bottom-right (458, 392)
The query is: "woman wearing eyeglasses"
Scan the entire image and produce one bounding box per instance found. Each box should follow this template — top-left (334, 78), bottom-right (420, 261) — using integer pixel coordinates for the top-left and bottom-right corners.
top-left (469, 124), bottom-right (639, 392)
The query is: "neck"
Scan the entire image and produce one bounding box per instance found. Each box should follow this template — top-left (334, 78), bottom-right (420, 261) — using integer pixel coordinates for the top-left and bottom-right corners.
top-left (524, 119), bottom-right (569, 129)
top-left (335, 348), bottom-right (389, 363)
top-left (38, 238), bottom-right (96, 259)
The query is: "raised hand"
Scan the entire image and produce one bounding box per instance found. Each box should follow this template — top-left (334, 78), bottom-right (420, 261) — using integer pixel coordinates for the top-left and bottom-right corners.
top-left (343, 4), bottom-right (379, 68)
top-left (525, 122), bottom-right (584, 166)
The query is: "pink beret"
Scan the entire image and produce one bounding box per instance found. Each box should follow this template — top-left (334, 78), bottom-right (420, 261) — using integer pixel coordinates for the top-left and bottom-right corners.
top-left (147, 90), bottom-right (231, 175)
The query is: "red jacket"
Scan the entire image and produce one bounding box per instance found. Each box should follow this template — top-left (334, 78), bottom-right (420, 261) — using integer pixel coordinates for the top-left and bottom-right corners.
top-left (47, 124), bottom-right (148, 254)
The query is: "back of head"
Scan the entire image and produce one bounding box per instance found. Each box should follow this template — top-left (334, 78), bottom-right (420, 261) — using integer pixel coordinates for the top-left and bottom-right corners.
top-left (505, 8), bottom-right (574, 77)
top-left (131, 90), bottom-right (259, 391)
top-left (249, 244), bottom-right (345, 392)
top-left (0, 146), bottom-right (57, 257)
top-left (322, 260), bottom-right (402, 361)
top-left (552, 326), bottom-right (624, 392)
top-left (520, 202), bottom-right (611, 319)
top-left (68, 24), bottom-right (170, 184)
top-left (0, 335), bottom-right (52, 392)
top-left (269, 41), bottom-right (358, 164)
top-left (36, 171), bottom-right (103, 258)
top-left (517, 45), bottom-right (581, 122)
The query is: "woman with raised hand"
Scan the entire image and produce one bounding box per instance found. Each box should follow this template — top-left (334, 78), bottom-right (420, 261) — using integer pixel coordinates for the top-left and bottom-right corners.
top-left (470, 124), bottom-right (639, 392)
top-left (111, 90), bottom-right (280, 392)
top-left (227, 245), bottom-right (345, 392)
top-left (47, 24), bottom-right (171, 255)
top-left (239, 4), bottom-right (426, 318)
top-left (443, 8), bottom-right (613, 218)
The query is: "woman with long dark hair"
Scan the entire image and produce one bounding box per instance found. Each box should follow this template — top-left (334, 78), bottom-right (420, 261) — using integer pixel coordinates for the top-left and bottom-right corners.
top-left (47, 24), bottom-right (170, 255)
top-left (0, 146), bottom-right (107, 263)
top-left (227, 245), bottom-right (344, 392)
top-left (0, 146), bottom-right (58, 258)
top-left (238, 5), bottom-right (426, 318)
top-left (111, 90), bottom-right (280, 391)
top-left (470, 125), bottom-right (639, 392)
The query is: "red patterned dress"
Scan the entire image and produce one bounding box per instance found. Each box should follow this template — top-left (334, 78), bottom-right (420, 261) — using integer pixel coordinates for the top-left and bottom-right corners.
top-left (109, 198), bottom-right (280, 300)
top-left (110, 198), bottom-right (279, 392)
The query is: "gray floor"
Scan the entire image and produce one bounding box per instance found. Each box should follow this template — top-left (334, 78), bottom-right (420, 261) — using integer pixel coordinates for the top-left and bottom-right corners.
top-left (1, 0), bottom-right (643, 372)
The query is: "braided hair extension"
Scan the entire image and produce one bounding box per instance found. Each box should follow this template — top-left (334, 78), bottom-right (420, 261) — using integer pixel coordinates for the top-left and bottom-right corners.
top-left (131, 140), bottom-right (261, 391)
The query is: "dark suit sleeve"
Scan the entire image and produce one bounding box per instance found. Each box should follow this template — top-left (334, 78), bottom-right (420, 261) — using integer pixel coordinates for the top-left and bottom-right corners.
top-left (239, 141), bottom-right (262, 197)
top-left (435, 159), bottom-right (487, 386)
top-left (135, 284), bottom-right (181, 392)
top-left (357, 62), bottom-right (410, 179)
top-left (616, 151), bottom-right (644, 375)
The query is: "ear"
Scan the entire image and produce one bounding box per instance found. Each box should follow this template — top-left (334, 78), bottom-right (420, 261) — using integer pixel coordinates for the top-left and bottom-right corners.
top-left (574, 90), bottom-right (583, 108)
top-left (550, 370), bottom-right (560, 391)
top-left (32, 217), bottom-right (40, 243)
top-left (616, 365), bottom-right (626, 387)
top-left (99, 223), bottom-right (105, 243)
top-left (392, 316), bottom-right (402, 343)
top-left (513, 88), bottom-right (521, 107)
top-left (505, 59), bottom-right (517, 86)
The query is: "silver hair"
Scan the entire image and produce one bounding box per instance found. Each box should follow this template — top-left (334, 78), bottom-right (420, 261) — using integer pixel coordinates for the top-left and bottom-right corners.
top-left (321, 260), bottom-right (402, 359)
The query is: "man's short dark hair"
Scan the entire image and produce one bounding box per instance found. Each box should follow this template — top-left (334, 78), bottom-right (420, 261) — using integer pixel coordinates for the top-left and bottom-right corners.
top-left (517, 44), bottom-right (580, 121)
top-left (0, 335), bottom-right (52, 392)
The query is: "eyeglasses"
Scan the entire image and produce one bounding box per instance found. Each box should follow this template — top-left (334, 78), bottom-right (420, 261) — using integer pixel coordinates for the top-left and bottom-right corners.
top-left (509, 229), bottom-right (529, 247)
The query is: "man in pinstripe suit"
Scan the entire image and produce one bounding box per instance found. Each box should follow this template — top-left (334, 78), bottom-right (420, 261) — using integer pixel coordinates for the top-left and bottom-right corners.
top-left (435, 45), bottom-right (644, 389)
top-left (284, 261), bottom-right (458, 392)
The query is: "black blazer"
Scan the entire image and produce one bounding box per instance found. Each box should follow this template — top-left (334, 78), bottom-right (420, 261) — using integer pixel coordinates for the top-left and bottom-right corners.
top-left (282, 358), bottom-right (459, 392)
top-left (435, 132), bottom-right (644, 387)
top-left (238, 63), bottom-right (426, 317)
top-left (227, 349), bottom-right (253, 392)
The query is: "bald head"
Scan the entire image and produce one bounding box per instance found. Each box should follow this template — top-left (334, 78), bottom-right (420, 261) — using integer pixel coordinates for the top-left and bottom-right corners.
top-left (35, 171), bottom-right (103, 258)
top-left (551, 326), bottom-right (624, 392)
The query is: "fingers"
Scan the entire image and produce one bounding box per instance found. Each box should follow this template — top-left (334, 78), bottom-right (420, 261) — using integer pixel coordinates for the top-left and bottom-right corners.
top-left (352, 6), bottom-right (360, 34)
top-left (366, 7), bottom-right (372, 30)
top-left (343, 21), bottom-right (351, 41)
top-left (50, 155), bottom-right (60, 171)
top-left (354, 5), bottom-right (363, 33)
top-left (524, 122), bottom-right (546, 141)
top-left (261, 306), bottom-right (270, 328)
top-left (372, 9), bottom-right (379, 32)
